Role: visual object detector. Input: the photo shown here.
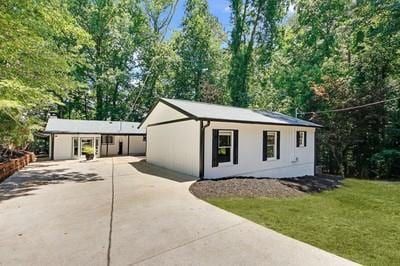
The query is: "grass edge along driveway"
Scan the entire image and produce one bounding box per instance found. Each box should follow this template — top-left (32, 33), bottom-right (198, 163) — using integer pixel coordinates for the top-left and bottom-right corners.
top-left (207, 179), bottom-right (400, 266)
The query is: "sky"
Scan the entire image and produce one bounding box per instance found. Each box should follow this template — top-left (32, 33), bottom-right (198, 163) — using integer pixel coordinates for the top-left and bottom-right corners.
top-left (167, 0), bottom-right (232, 36)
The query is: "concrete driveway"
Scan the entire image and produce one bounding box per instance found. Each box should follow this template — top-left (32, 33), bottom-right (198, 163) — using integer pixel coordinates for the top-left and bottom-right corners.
top-left (0, 157), bottom-right (357, 266)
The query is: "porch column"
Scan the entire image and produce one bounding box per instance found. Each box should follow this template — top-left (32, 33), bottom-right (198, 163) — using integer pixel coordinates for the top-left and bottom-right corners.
top-left (106, 135), bottom-right (109, 157)
top-left (50, 134), bottom-right (54, 160)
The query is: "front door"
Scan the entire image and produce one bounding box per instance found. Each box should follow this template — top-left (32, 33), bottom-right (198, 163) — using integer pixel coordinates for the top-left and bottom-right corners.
top-left (118, 141), bottom-right (123, 155)
top-left (81, 138), bottom-right (94, 157)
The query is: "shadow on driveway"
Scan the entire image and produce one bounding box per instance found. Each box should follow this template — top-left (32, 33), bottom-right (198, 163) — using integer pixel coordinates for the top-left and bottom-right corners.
top-left (0, 166), bottom-right (103, 203)
top-left (129, 160), bottom-right (198, 183)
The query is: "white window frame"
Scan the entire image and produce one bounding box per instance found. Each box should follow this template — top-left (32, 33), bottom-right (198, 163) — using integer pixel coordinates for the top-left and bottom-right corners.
top-left (72, 137), bottom-right (79, 157)
top-left (218, 130), bottom-right (233, 165)
top-left (266, 131), bottom-right (277, 160)
top-left (95, 137), bottom-right (100, 156)
top-left (298, 131), bottom-right (306, 148)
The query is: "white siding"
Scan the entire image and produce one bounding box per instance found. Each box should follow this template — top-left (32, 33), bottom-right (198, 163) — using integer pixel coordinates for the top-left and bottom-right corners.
top-left (204, 122), bottom-right (315, 179)
top-left (129, 135), bottom-right (146, 155)
top-left (146, 120), bottom-right (200, 177)
top-left (53, 134), bottom-right (100, 160)
top-left (100, 135), bottom-right (125, 156)
top-left (100, 135), bottom-right (146, 156)
top-left (140, 102), bottom-right (188, 128)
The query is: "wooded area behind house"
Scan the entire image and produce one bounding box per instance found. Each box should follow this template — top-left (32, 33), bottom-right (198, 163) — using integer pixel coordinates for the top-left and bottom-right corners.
top-left (0, 0), bottom-right (399, 178)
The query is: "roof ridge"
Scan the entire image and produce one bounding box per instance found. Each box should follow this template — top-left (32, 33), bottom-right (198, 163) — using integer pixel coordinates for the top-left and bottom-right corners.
top-left (162, 98), bottom-right (258, 112)
top-left (54, 118), bottom-right (138, 124)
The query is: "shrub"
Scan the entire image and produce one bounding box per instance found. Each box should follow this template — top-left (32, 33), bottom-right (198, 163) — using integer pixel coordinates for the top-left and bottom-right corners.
top-left (82, 145), bottom-right (94, 155)
top-left (370, 149), bottom-right (400, 179)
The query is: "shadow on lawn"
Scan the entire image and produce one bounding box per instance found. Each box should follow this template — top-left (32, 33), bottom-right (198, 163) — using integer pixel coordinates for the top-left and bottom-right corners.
top-left (130, 160), bottom-right (198, 183)
top-left (0, 167), bottom-right (103, 202)
top-left (280, 174), bottom-right (343, 193)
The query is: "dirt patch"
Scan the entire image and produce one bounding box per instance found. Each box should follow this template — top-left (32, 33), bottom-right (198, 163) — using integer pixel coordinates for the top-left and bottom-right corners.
top-left (190, 175), bottom-right (342, 199)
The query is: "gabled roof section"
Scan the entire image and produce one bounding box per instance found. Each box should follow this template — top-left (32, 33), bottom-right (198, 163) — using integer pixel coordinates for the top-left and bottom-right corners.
top-left (45, 118), bottom-right (146, 134)
top-left (144, 98), bottom-right (321, 128)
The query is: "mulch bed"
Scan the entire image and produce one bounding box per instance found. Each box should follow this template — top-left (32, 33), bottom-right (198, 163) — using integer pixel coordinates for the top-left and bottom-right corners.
top-left (189, 175), bottom-right (342, 199)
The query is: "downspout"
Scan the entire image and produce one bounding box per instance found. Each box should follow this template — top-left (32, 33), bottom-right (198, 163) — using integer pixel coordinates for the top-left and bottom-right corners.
top-left (199, 120), bottom-right (211, 179)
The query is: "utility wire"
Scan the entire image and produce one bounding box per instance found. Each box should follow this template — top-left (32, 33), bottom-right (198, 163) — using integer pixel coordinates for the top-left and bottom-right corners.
top-left (298, 96), bottom-right (400, 115)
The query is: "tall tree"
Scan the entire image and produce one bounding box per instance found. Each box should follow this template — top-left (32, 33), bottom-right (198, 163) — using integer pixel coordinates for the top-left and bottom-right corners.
top-left (228, 0), bottom-right (288, 107)
top-left (67, 0), bottom-right (147, 120)
top-left (0, 0), bottom-right (91, 147)
top-left (128, 0), bottom-right (179, 120)
top-left (172, 0), bottom-right (226, 102)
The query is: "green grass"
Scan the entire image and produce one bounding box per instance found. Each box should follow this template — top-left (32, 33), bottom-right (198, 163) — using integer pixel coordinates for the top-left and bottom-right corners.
top-left (206, 179), bottom-right (400, 265)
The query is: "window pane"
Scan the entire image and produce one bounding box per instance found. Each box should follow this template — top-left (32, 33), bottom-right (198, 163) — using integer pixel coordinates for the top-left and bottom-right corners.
top-left (218, 147), bottom-right (231, 163)
top-left (219, 135), bottom-right (231, 147)
top-left (95, 138), bottom-right (100, 155)
top-left (267, 134), bottom-right (275, 145)
top-left (73, 138), bottom-right (78, 156)
top-left (267, 146), bottom-right (275, 158)
top-left (298, 132), bottom-right (304, 146)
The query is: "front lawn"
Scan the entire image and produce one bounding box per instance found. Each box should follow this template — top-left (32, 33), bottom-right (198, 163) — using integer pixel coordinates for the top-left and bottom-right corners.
top-left (207, 179), bottom-right (400, 265)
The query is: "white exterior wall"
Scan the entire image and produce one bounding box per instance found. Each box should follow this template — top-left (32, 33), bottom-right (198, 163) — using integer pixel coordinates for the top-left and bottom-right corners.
top-left (140, 102), bottom-right (188, 127)
top-left (99, 135), bottom-right (146, 156)
top-left (146, 120), bottom-right (200, 177)
top-left (53, 134), bottom-right (145, 160)
top-left (204, 122), bottom-right (315, 179)
top-left (129, 135), bottom-right (146, 155)
top-left (53, 134), bottom-right (100, 160)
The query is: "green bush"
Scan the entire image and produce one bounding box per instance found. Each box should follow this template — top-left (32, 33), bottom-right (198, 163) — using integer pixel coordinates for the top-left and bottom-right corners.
top-left (370, 149), bottom-right (400, 179)
top-left (82, 145), bottom-right (94, 155)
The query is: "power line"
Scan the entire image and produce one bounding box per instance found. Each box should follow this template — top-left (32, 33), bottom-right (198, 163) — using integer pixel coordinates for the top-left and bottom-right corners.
top-left (298, 96), bottom-right (400, 116)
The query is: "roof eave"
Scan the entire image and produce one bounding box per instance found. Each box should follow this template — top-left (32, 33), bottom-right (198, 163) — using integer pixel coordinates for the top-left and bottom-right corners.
top-left (196, 117), bottom-right (323, 128)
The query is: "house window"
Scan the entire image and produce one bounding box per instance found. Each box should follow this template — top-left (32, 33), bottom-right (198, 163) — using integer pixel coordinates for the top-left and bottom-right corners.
top-left (143, 135), bottom-right (147, 142)
top-left (263, 131), bottom-right (280, 161)
top-left (72, 137), bottom-right (79, 157)
top-left (296, 131), bottom-right (307, 147)
top-left (218, 131), bottom-right (233, 163)
top-left (95, 137), bottom-right (100, 156)
top-left (266, 131), bottom-right (277, 159)
top-left (101, 135), bottom-right (114, 145)
top-left (212, 129), bottom-right (238, 167)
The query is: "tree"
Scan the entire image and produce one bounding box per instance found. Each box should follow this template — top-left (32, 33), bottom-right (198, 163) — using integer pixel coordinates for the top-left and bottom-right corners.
top-left (172, 0), bottom-right (227, 103)
top-left (67, 0), bottom-right (147, 120)
top-left (228, 0), bottom-right (288, 107)
top-left (0, 0), bottom-right (91, 147)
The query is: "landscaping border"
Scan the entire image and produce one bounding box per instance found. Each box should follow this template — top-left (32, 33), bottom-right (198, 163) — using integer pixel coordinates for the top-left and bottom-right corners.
top-left (0, 152), bottom-right (36, 182)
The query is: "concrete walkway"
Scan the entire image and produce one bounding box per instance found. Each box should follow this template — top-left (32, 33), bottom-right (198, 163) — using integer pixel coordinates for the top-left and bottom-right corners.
top-left (0, 157), bottom-right (358, 266)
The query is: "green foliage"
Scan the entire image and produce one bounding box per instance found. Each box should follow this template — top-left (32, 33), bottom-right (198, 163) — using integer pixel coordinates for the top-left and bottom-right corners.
top-left (1, 0), bottom-right (399, 179)
top-left (0, 0), bottom-right (91, 147)
top-left (172, 0), bottom-right (227, 103)
top-left (228, 0), bottom-right (289, 107)
top-left (370, 149), bottom-right (400, 179)
top-left (82, 145), bottom-right (94, 155)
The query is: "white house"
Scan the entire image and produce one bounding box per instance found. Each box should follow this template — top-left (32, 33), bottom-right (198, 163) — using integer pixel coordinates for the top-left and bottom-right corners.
top-left (139, 98), bottom-right (322, 179)
top-left (44, 117), bottom-right (146, 160)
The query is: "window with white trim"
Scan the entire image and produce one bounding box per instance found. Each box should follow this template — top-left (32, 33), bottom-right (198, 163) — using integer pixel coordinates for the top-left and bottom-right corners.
top-left (266, 131), bottom-right (277, 159)
top-left (218, 130), bottom-right (233, 163)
